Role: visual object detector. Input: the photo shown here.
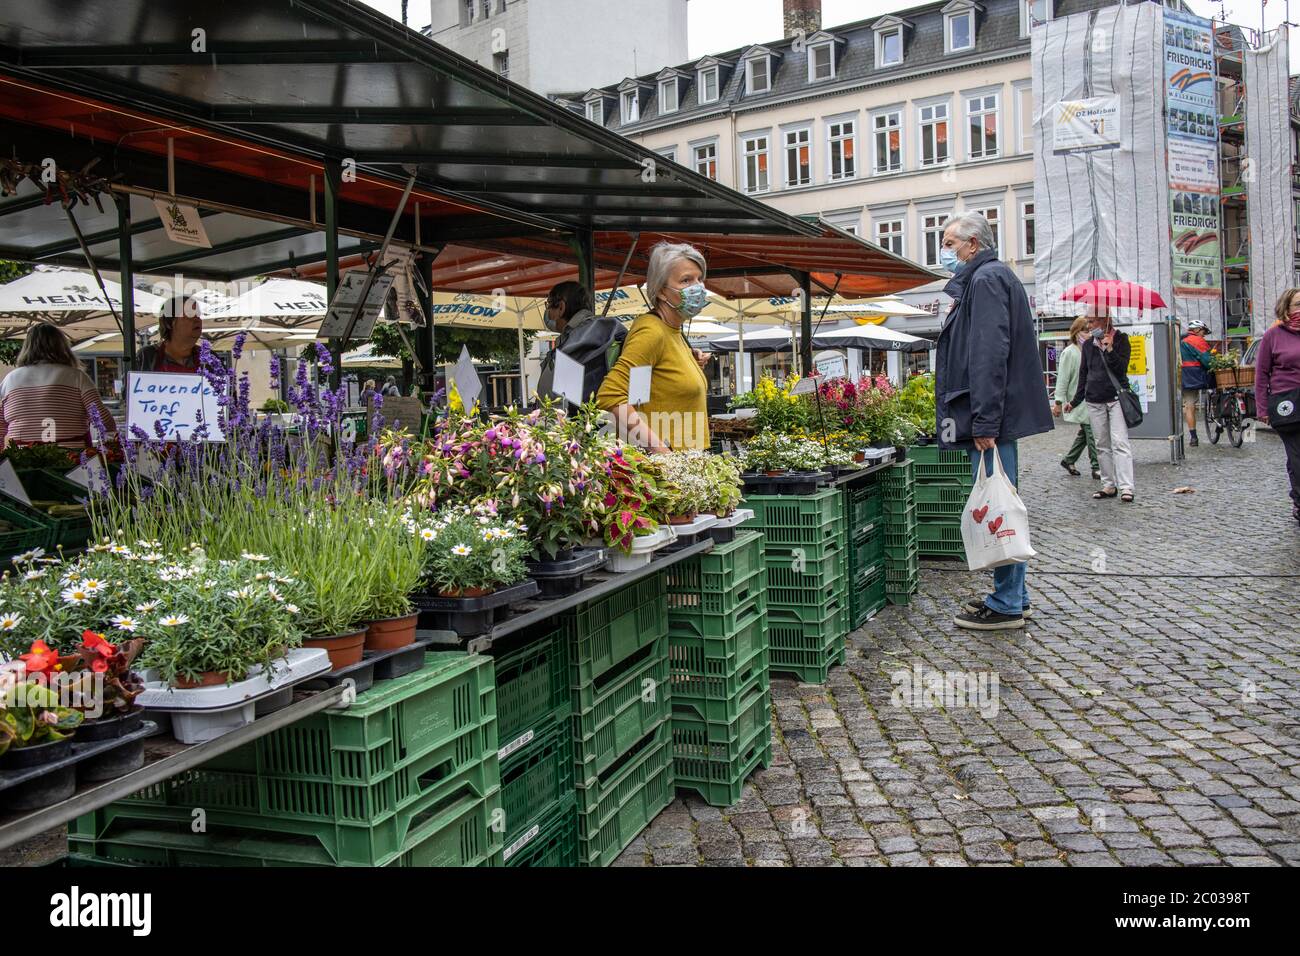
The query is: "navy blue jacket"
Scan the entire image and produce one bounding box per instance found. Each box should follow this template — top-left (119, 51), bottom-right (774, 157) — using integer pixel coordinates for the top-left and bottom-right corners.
top-left (934, 249), bottom-right (1053, 449)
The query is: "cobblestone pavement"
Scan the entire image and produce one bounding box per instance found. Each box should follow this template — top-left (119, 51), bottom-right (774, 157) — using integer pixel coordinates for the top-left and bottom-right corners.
top-left (618, 425), bottom-right (1300, 867)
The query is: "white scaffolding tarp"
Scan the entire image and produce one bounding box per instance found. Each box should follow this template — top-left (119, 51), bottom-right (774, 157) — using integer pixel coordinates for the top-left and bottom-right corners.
top-left (1032, 2), bottom-right (1173, 319)
top-left (1244, 28), bottom-right (1295, 336)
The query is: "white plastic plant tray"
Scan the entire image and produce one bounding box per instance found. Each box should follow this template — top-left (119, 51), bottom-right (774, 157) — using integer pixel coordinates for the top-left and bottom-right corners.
top-left (136, 648), bottom-right (331, 744)
top-left (709, 508), bottom-right (754, 530)
top-left (605, 526), bottom-right (675, 572)
top-left (862, 446), bottom-right (894, 461)
top-left (665, 513), bottom-right (718, 538)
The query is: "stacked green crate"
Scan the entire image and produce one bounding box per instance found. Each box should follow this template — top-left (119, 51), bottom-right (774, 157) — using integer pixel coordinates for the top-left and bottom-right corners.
top-left (909, 445), bottom-right (972, 561)
top-left (882, 459), bottom-right (919, 604)
top-left (665, 530), bottom-right (772, 807)
top-left (490, 627), bottom-right (577, 866)
top-left (557, 574), bottom-right (673, 867)
top-left (746, 489), bottom-right (847, 683)
top-left (844, 482), bottom-right (887, 629)
top-left (68, 653), bottom-right (503, 866)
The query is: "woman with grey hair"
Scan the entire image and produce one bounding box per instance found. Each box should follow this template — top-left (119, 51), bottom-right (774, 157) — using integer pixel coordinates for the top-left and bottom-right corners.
top-left (596, 241), bottom-right (712, 451)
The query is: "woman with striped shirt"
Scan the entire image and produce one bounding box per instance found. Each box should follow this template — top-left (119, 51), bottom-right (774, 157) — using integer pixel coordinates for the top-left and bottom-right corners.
top-left (0, 323), bottom-right (116, 448)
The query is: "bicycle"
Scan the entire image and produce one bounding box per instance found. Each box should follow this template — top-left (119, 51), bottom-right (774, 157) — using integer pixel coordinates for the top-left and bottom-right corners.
top-left (1203, 385), bottom-right (1250, 448)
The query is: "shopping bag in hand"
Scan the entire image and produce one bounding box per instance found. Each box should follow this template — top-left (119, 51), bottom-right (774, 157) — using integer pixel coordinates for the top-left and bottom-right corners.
top-left (960, 448), bottom-right (1036, 571)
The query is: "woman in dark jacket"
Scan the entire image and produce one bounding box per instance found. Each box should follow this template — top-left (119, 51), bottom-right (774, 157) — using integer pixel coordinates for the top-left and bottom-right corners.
top-left (535, 282), bottom-right (628, 404)
top-left (1065, 311), bottom-right (1135, 501)
top-left (1255, 288), bottom-right (1300, 526)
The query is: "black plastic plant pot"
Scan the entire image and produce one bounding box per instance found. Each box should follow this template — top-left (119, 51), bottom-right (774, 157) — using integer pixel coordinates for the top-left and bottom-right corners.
top-left (373, 638), bottom-right (436, 681)
top-left (413, 579), bottom-right (541, 636)
top-left (78, 737), bottom-right (146, 784)
top-left (253, 687), bottom-right (293, 718)
top-left (0, 735), bottom-right (74, 770)
top-left (707, 524), bottom-right (737, 545)
top-left (300, 656), bottom-right (376, 695)
top-left (75, 707), bottom-right (144, 743)
top-left (0, 765), bottom-right (75, 811)
top-left (526, 548), bottom-right (607, 600)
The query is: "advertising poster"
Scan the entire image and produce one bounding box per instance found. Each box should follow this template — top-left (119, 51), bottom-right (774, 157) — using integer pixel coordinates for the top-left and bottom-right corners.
top-left (1125, 324), bottom-right (1158, 406)
top-left (1168, 138), bottom-right (1219, 191)
top-left (1052, 96), bottom-right (1123, 153)
top-left (1170, 192), bottom-right (1222, 298)
top-left (1164, 10), bottom-right (1217, 115)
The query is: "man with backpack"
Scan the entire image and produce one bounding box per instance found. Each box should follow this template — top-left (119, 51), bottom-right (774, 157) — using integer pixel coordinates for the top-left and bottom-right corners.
top-left (1180, 318), bottom-right (1213, 446)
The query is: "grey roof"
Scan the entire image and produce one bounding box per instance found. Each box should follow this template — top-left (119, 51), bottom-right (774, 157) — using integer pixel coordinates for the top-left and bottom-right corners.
top-left (570, 0), bottom-right (1118, 133)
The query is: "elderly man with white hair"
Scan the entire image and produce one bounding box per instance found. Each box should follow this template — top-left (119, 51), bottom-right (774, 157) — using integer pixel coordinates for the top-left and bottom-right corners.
top-left (935, 211), bottom-right (1053, 632)
top-left (597, 241), bottom-right (713, 451)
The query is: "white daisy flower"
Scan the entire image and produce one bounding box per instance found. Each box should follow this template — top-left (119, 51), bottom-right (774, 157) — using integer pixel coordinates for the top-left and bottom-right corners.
top-left (23, 569), bottom-right (45, 581)
top-left (267, 584), bottom-right (284, 602)
top-left (81, 578), bottom-right (105, 593)
top-left (108, 544), bottom-right (131, 556)
top-left (285, 603), bottom-right (300, 615)
top-left (110, 615), bottom-right (139, 632)
top-left (420, 528), bottom-right (436, 541)
top-left (240, 552), bottom-right (270, 562)
top-left (136, 600), bottom-right (162, 613)
top-left (451, 544), bottom-right (472, 556)
top-left (139, 552), bottom-right (163, 563)
top-left (255, 572), bottom-right (272, 581)
top-left (61, 587), bottom-right (93, 605)
top-left (12, 547), bottom-right (45, 565)
top-left (0, 612), bottom-right (22, 630)
top-left (160, 614), bottom-right (190, 627)
top-left (226, 587), bottom-right (253, 600)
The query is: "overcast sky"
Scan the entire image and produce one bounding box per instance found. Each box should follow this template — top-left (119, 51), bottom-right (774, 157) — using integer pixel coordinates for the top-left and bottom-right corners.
top-left (362, 1), bottom-right (1299, 70)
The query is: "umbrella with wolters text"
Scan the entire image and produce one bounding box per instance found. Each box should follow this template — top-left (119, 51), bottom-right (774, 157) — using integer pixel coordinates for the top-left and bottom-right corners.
top-left (1061, 280), bottom-right (1167, 313)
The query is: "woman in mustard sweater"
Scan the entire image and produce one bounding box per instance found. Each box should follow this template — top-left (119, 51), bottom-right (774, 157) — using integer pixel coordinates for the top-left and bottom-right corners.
top-left (597, 242), bottom-right (712, 451)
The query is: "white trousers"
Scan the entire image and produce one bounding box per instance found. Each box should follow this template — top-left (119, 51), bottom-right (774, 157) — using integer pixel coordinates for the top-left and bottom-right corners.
top-left (1087, 400), bottom-right (1135, 493)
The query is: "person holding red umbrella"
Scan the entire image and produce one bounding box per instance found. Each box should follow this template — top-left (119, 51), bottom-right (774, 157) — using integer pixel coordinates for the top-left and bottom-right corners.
top-left (1065, 309), bottom-right (1136, 502)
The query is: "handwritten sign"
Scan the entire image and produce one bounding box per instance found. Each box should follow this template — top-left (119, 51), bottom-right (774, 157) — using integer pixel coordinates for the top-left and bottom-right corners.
top-left (153, 198), bottom-right (211, 248)
top-left (126, 372), bottom-right (225, 441)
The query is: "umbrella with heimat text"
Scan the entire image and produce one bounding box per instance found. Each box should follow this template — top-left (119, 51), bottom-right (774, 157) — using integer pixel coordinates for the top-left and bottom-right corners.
top-left (1061, 280), bottom-right (1167, 313)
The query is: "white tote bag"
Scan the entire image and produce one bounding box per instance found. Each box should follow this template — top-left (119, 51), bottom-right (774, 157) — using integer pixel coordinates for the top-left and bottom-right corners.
top-left (961, 448), bottom-right (1036, 571)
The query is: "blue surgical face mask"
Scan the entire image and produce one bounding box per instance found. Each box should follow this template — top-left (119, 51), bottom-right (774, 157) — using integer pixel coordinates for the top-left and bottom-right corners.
top-left (1091, 326), bottom-right (1105, 339)
top-left (939, 248), bottom-right (963, 274)
top-left (676, 282), bottom-right (708, 318)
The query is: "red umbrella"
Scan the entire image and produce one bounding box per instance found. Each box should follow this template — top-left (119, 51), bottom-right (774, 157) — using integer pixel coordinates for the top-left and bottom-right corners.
top-left (1061, 280), bottom-right (1167, 312)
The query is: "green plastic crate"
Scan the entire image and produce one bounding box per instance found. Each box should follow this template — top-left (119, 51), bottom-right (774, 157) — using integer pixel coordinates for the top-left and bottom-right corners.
top-left (667, 576), bottom-right (767, 640)
top-left (766, 547), bottom-right (841, 588)
top-left (15, 468), bottom-right (94, 551)
top-left (501, 716), bottom-right (573, 847)
top-left (916, 481), bottom-right (972, 507)
top-left (561, 574), bottom-right (668, 687)
top-left (576, 720), bottom-right (674, 867)
top-left (885, 565), bottom-right (919, 586)
top-left (668, 597), bottom-right (770, 709)
top-left (491, 627), bottom-right (570, 750)
top-left (849, 566), bottom-right (886, 622)
top-left (674, 720), bottom-right (772, 808)
top-left (745, 488), bottom-right (841, 528)
top-left (906, 444), bottom-right (969, 466)
top-left (880, 458), bottom-right (914, 484)
top-left (504, 794), bottom-right (578, 867)
top-left (917, 520), bottom-right (963, 546)
top-left (766, 573), bottom-right (842, 613)
top-left (671, 680), bottom-right (769, 749)
top-left (849, 527), bottom-right (884, 576)
top-left (769, 627), bottom-right (846, 684)
top-left (0, 498), bottom-right (52, 555)
top-left (666, 560), bottom-right (766, 619)
top-left (665, 529), bottom-right (764, 594)
top-left (846, 485), bottom-right (884, 532)
top-left (671, 647), bottom-right (770, 725)
top-left (761, 536), bottom-right (845, 568)
top-left (765, 595), bottom-right (846, 627)
top-left (70, 787), bottom-right (503, 867)
top-left (571, 636), bottom-right (671, 786)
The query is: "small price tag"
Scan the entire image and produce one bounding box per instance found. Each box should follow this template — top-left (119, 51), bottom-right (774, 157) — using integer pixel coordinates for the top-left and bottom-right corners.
top-left (0, 459), bottom-right (31, 505)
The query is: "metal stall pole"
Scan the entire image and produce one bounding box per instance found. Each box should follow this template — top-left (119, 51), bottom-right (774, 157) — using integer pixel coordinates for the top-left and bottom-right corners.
top-left (570, 230), bottom-right (597, 305)
top-left (323, 159), bottom-right (342, 388)
top-left (798, 271), bottom-right (813, 377)
top-left (414, 249), bottom-right (436, 395)
top-left (114, 196), bottom-right (136, 372)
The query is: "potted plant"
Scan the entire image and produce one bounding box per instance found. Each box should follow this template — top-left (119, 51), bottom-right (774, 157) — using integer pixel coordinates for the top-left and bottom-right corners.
top-left (702, 453), bottom-right (743, 517)
top-left (0, 664), bottom-right (84, 767)
top-left (1208, 349), bottom-right (1249, 388)
top-left (56, 630), bottom-right (146, 740)
top-left (419, 507), bottom-right (531, 596)
top-left (649, 451), bottom-right (713, 524)
top-left (740, 431), bottom-right (792, 476)
top-left (595, 445), bottom-right (666, 553)
top-left (356, 506), bottom-right (428, 651)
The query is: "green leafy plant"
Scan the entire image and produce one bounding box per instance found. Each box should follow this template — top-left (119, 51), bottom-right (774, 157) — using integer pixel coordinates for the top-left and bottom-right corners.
top-left (360, 506), bottom-right (429, 621)
top-left (896, 373), bottom-right (937, 438)
top-left (1207, 348), bottom-right (1241, 372)
top-left (648, 451), bottom-right (713, 519)
top-left (703, 453), bottom-right (744, 516)
top-left (0, 677), bottom-right (84, 757)
top-left (260, 398), bottom-right (290, 413)
top-left (420, 506), bottom-right (531, 595)
top-left (593, 445), bottom-right (664, 553)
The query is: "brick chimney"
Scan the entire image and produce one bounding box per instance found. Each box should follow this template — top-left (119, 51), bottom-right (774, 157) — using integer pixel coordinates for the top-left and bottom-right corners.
top-left (783, 0), bottom-right (821, 39)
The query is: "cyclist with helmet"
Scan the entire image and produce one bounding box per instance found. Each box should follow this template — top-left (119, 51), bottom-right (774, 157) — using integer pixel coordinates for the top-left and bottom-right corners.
top-left (1180, 318), bottom-right (1214, 446)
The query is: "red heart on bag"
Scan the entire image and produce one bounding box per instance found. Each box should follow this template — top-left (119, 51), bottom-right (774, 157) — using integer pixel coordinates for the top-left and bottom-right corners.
top-left (987, 516), bottom-right (1004, 534)
top-left (972, 505), bottom-right (988, 523)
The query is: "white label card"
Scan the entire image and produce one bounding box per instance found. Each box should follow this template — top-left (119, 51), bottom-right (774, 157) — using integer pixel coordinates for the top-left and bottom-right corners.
top-left (553, 350), bottom-right (585, 406)
top-left (452, 345), bottom-right (483, 411)
top-left (0, 459), bottom-right (31, 505)
top-left (628, 365), bottom-right (652, 406)
top-left (65, 457), bottom-right (110, 492)
top-left (791, 377), bottom-right (817, 396)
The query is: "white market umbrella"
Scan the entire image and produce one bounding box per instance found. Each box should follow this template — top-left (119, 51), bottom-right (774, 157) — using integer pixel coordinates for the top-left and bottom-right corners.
top-left (826, 297), bottom-right (933, 321)
top-left (0, 268), bottom-right (166, 343)
top-left (203, 278), bottom-right (328, 323)
top-left (810, 324), bottom-right (930, 353)
top-left (341, 343), bottom-right (402, 369)
top-left (709, 326), bottom-right (800, 353)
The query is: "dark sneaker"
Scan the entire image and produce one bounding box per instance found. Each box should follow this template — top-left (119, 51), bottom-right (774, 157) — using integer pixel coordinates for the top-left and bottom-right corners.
top-left (1188, 435), bottom-right (1199, 447)
top-left (955, 605), bottom-right (1025, 631)
top-left (964, 599), bottom-right (1032, 619)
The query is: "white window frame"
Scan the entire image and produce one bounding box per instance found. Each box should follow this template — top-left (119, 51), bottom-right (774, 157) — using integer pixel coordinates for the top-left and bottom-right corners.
top-left (922, 213), bottom-right (947, 268)
top-left (826, 210), bottom-right (861, 236)
top-left (966, 91), bottom-right (1000, 161)
top-left (876, 27), bottom-right (903, 68)
top-left (827, 116), bottom-right (858, 182)
top-left (875, 218), bottom-right (905, 257)
top-left (693, 141), bottom-right (719, 180)
top-left (493, 50), bottom-right (509, 78)
top-left (918, 99), bottom-right (951, 168)
top-left (1013, 81), bottom-right (1034, 154)
top-left (698, 67), bottom-right (720, 104)
top-left (871, 109), bottom-right (903, 176)
top-left (1020, 200), bottom-right (1036, 259)
top-left (659, 77), bottom-right (679, 115)
top-left (585, 100), bottom-right (604, 125)
top-left (808, 42), bottom-right (835, 83)
top-left (784, 126), bottom-right (812, 188)
top-left (970, 205), bottom-right (1002, 255)
top-left (463, 0), bottom-right (476, 26)
top-left (746, 57), bottom-right (771, 95)
top-left (622, 89), bottom-right (640, 124)
top-left (655, 146), bottom-right (677, 163)
top-left (1020, 0), bottom-right (1054, 39)
top-left (945, 10), bottom-right (975, 54)
top-left (741, 133), bottom-right (772, 194)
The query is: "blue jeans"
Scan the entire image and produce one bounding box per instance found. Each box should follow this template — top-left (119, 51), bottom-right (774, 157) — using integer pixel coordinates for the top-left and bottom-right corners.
top-left (967, 442), bottom-right (1030, 616)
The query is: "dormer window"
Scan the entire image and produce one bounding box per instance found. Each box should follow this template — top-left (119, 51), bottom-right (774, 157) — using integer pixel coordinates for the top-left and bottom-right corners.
top-left (659, 77), bottom-right (679, 114)
top-left (699, 67), bottom-right (720, 103)
top-left (746, 57), bottom-right (771, 94)
top-left (585, 100), bottom-right (604, 125)
top-left (944, 2), bottom-right (980, 54)
top-left (806, 33), bottom-right (839, 82)
top-left (873, 16), bottom-right (911, 69)
top-left (622, 89), bottom-right (640, 124)
top-left (1020, 0), bottom-right (1054, 38)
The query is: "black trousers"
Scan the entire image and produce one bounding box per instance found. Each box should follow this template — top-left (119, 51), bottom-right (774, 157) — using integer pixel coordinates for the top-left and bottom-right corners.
top-left (1281, 427), bottom-right (1300, 511)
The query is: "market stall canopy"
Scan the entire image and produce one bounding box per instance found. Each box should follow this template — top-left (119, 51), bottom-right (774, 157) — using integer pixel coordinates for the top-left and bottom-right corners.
top-left (72, 323), bottom-right (316, 354)
top-left (0, 267), bottom-right (165, 342)
top-left (826, 298), bottom-right (934, 322)
top-left (810, 325), bottom-right (931, 353)
top-left (202, 279), bottom-right (328, 322)
top-left (709, 327), bottom-right (799, 353)
top-left (341, 343), bottom-right (401, 369)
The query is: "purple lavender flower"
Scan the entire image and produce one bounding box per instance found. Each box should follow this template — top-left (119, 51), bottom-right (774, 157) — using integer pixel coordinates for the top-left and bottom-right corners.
top-left (232, 332), bottom-right (247, 364)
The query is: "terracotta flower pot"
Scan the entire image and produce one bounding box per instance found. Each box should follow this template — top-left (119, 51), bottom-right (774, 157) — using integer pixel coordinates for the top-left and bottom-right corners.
top-left (764, 469), bottom-right (786, 477)
top-left (172, 670), bottom-right (232, 689)
top-left (669, 512), bottom-right (697, 525)
top-left (437, 586), bottom-right (492, 598)
top-left (853, 452), bottom-right (866, 463)
top-left (364, 612), bottom-right (418, 651)
top-left (303, 629), bottom-right (367, 670)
